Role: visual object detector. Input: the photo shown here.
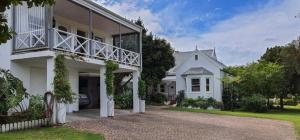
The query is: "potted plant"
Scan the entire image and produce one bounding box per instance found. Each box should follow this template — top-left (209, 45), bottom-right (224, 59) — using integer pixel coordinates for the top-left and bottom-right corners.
top-left (105, 60), bottom-right (119, 117)
top-left (53, 54), bottom-right (73, 124)
top-left (138, 79), bottom-right (146, 113)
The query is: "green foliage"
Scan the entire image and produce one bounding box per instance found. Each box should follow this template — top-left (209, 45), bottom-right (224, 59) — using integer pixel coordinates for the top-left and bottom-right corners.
top-left (138, 79), bottom-right (146, 100)
top-left (241, 94), bottom-right (268, 113)
top-left (0, 0), bottom-right (55, 45)
top-left (176, 90), bottom-right (185, 106)
top-left (25, 95), bottom-right (44, 120)
top-left (54, 54), bottom-right (73, 104)
top-left (105, 60), bottom-right (119, 97)
top-left (182, 97), bottom-right (222, 109)
top-left (0, 69), bottom-right (26, 114)
top-left (114, 94), bottom-right (133, 109)
top-left (135, 19), bottom-right (175, 93)
top-left (150, 93), bottom-right (166, 104)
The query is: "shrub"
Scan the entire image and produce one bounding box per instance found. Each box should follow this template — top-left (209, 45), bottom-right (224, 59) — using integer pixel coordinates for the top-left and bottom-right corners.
top-left (284, 98), bottom-right (298, 106)
top-left (0, 69), bottom-right (27, 115)
top-left (25, 95), bottom-right (44, 120)
top-left (241, 94), bottom-right (267, 113)
top-left (150, 93), bottom-right (166, 104)
top-left (176, 90), bottom-right (185, 106)
top-left (114, 94), bottom-right (133, 109)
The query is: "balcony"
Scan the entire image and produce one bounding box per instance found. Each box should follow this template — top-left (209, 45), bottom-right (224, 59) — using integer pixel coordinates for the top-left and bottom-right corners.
top-left (13, 0), bottom-right (142, 67)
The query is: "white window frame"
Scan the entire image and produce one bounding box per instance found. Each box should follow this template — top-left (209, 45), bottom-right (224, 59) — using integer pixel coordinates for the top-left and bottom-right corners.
top-left (204, 76), bottom-right (213, 94)
top-left (191, 78), bottom-right (200, 92)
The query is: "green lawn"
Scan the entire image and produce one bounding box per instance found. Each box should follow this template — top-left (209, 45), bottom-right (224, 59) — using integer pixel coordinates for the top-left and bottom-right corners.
top-left (0, 127), bottom-right (105, 140)
top-left (168, 105), bottom-right (300, 139)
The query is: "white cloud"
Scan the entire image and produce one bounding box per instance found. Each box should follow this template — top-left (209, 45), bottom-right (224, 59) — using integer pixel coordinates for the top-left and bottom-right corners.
top-left (94, 0), bottom-right (163, 33)
top-left (95, 0), bottom-right (300, 66)
top-left (168, 0), bottom-right (300, 65)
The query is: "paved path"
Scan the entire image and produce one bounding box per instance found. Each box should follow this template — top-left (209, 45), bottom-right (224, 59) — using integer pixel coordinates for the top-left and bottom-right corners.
top-left (67, 107), bottom-right (296, 140)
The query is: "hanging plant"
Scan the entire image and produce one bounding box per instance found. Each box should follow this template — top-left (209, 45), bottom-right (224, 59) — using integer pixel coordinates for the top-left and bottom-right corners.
top-left (105, 60), bottom-right (119, 98)
top-left (138, 79), bottom-right (146, 100)
top-left (53, 54), bottom-right (73, 104)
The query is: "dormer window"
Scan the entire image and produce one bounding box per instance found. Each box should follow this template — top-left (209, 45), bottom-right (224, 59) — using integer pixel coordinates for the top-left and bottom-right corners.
top-left (195, 55), bottom-right (198, 60)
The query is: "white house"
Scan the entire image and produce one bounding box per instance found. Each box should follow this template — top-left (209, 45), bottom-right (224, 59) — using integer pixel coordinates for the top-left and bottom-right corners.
top-left (161, 48), bottom-right (226, 101)
top-left (0, 0), bottom-right (143, 121)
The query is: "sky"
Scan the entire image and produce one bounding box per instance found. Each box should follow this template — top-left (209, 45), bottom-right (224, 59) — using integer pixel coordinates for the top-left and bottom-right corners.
top-left (94, 0), bottom-right (300, 66)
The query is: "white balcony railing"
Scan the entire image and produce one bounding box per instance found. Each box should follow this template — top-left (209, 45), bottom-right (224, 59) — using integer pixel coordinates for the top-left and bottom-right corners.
top-left (15, 29), bottom-right (46, 50)
top-left (53, 28), bottom-right (140, 66)
top-left (14, 29), bottom-right (140, 67)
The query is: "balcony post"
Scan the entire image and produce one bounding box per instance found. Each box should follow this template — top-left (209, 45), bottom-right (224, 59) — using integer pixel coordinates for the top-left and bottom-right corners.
top-left (139, 31), bottom-right (143, 69)
top-left (12, 6), bottom-right (16, 53)
top-left (88, 9), bottom-right (93, 57)
top-left (46, 5), bottom-right (53, 50)
top-left (119, 24), bottom-right (122, 63)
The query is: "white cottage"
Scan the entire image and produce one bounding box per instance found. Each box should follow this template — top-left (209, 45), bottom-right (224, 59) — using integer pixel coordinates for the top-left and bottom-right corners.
top-left (161, 49), bottom-right (226, 101)
top-left (0, 0), bottom-right (143, 121)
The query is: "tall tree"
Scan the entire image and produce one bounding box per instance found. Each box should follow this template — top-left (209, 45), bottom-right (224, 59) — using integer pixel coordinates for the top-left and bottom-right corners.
top-left (0, 0), bottom-right (55, 44)
top-left (135, 18), bottom-right (175, 94)
top-left (260, 37), bottom-right (300, 109)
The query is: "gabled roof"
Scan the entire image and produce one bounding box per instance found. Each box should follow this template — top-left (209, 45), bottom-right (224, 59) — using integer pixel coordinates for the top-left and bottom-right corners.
top-left (166, 49), bottom-right (225, 76)
top-left (182, 67), bottom-right (213, 76)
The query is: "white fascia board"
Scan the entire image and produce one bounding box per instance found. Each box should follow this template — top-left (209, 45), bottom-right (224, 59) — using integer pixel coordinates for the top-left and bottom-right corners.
top-left (72, 0), bottom-right (143, 32)
top-left (11, 51), bottom-right (55, 60)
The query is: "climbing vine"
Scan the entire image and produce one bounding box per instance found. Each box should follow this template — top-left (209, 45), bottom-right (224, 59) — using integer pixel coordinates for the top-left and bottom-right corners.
top-left (53, 54), bottom-right (73, 104)
top-left (105, 60), bottom-right (119, 97)
top-left (138, 79), bottom-right (146, 100)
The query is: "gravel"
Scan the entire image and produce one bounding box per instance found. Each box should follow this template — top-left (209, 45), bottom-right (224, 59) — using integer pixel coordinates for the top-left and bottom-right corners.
top-left (67, 107), bottom-right (296, 140)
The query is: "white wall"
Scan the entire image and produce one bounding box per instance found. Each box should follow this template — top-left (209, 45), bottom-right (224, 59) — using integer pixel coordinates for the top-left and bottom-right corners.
top-left (175, 51), bottom-right (224, 101)
top-left (30, 67), bottom-right (47, 96)
top-left (0, 8), bottom-right (12, 70)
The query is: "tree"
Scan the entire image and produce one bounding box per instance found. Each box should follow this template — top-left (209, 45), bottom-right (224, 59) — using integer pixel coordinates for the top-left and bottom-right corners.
top-left (222, 62), bottom-right (285, 110)
top-left (135, 19), bottom-right (175, 95)
top-left (0, 0), bottom-right (55, 44)
top-left (260, 37), bottom-right (300, 109)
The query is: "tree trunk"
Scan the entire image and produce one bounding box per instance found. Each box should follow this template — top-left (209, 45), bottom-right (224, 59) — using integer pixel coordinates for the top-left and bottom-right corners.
top-left (280, 95), bottom-right (284, 110)
top-left (267, 98), bottom-right (270, 110)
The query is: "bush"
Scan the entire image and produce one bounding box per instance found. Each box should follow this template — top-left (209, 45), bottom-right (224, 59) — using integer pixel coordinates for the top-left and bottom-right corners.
top-left (241, 94), bottom-right (267, 113)
top-left (284, 98), bottom-right (298, 106)
top-left (182, 97), bottom-right (222, 109)
top-left (150, 93), bottom-right (166, 104)
top-left (114, 94), bottom-right (133, 109)
top-left (25, 95), bottom-right (45, 120)
top-left (176, 90), bottom-right (185, 106)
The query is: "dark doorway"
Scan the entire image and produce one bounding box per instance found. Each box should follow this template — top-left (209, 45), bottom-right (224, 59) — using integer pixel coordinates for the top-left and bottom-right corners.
top-left (79, 76), bottom-right (100, 109)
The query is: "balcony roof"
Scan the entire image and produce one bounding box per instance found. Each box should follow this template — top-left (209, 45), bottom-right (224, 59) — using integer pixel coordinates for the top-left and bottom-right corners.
top-left (71, 0), bottom-right (143, 33)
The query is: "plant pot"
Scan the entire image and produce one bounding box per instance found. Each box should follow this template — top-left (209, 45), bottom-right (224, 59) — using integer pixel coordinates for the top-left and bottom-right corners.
top-left (139, 100), bottom-right (145, 113)
top-left (107, 99), bottom-right (114, 117)
top-left (56, 102), bottom-right (66, 124)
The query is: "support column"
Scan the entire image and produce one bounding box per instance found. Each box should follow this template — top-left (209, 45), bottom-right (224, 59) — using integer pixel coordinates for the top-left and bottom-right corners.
top-left (132, 70), bottom-right (140, 113)
top-left (100, 66), bottom-right (108, 117)
top-left (46, 57), bottom-right (56, 124)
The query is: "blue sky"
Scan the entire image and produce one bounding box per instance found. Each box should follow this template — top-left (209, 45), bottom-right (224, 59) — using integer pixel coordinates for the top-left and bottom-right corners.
top-left (96, 0), bottom-right (300, 66)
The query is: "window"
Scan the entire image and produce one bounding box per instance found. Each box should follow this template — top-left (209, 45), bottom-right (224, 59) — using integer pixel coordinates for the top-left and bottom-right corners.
top-left (160, 84), bottom-right (165, 92)
top-left (191, 79), bottom-right (200, 92)
top-left (195, 55), bottom-right (198, 60)
top-left (206, 78), bottom-right (210, 92)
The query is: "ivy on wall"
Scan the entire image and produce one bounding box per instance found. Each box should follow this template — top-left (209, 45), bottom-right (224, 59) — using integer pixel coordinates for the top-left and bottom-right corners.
top-left (105, 60), bottom-right (119, 98)
top-left (53, 54), bottom-right (73, 104)
top-left (138, 79), bottom-right (146, 100)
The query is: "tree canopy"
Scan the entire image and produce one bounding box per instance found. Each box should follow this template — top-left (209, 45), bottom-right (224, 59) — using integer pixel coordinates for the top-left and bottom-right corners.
top-left (135, 18), bottom-right (175, 93)
top-left (0, 0), bottom-right (55, 44)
